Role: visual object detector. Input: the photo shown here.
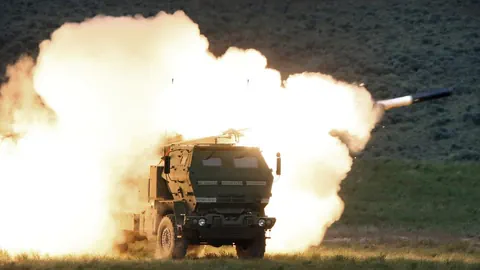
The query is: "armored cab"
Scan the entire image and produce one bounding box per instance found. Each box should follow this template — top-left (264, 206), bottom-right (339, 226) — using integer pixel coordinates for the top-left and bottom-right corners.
top-left (124, 130), bottom-right (279, 259)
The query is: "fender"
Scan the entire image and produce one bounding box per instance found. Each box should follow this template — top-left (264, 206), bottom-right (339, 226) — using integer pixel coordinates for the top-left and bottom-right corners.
top-left (153, 201), bottom-right (174, 234)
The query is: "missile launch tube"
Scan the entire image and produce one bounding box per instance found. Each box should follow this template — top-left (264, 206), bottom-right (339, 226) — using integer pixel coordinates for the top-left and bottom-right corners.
top-left (375, 87), bottom-right (453, 111)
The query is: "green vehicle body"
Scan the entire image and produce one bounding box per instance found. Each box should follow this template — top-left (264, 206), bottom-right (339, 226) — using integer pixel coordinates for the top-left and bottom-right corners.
top-left (116, 131), bottom-right (279, 259)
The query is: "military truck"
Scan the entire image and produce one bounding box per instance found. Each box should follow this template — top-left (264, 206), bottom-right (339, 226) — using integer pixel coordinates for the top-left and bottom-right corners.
top-left (116, 129), bottom-right (279, 259)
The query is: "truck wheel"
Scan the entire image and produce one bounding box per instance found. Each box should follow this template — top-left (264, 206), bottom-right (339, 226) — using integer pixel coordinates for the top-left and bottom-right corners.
top-left (235, 233), bottom-right (266, 259)
top-left (155, 214), bottom-right (187, 259)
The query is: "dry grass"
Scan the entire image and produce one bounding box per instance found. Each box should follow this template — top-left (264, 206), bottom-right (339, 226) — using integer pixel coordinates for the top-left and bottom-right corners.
top-left (1, 244), bottom-right (480, 270)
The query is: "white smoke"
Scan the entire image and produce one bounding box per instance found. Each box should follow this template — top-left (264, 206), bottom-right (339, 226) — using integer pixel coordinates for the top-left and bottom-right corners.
top-left (0, 10), bottom-right (382, 255)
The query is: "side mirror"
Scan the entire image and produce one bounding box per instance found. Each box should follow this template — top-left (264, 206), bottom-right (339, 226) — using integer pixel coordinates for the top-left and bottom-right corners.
top-left (164, 155), bottom-right (171, 174)
top-left (276, 152), bottom-right (281, 176)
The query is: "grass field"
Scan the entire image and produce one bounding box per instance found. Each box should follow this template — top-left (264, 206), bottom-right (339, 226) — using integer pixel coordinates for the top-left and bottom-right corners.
top-left (336, 158), bottom-right (480, 235)
top-left (1, 159), bottom-right (479, 269)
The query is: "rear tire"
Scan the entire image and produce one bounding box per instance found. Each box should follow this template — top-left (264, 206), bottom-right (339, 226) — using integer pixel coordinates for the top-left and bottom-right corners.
top-left (235, 233), bottom-right (266, 259)
top-left (154, 214), bottom-right (188, 259)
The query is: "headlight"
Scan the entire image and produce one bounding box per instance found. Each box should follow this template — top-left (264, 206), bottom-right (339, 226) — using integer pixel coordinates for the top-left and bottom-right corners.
top-left (258, 218), bottom-right (265, 227)
top-left (198, 218), bottom-right (206, 226)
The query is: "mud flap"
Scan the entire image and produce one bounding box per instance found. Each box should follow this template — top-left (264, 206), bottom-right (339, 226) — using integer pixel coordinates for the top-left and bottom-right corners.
top-left (173, 201), bottom-right (187, 238)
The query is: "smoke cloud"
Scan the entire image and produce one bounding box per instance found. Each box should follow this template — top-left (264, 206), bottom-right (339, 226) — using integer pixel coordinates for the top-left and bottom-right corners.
top-left (0, 10), bottom-right (382, 255)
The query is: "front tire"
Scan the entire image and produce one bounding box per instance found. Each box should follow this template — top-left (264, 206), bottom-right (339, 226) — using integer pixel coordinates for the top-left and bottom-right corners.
top-left (235, 233), bottom-right (266, 259)
top-left (154, 214), bottom-right (188, 259)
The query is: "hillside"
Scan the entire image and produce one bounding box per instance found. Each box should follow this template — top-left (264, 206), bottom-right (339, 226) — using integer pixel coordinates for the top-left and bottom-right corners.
top-left (334, 159), bottom-right (480, 237)
top-left (1, 0), bottom-right (479, 161)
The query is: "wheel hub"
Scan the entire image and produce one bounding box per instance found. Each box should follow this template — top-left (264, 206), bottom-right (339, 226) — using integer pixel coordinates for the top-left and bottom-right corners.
top-left (161, 228), bottom-right (173, 250)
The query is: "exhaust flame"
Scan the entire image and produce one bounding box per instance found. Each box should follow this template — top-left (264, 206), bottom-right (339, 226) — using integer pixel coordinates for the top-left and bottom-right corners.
top-left (0, 11), bottom-right (382, 255)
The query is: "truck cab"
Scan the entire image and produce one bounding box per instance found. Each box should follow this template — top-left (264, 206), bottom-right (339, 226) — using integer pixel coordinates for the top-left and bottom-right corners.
top-left (119, 131), bottom-right (279, 259)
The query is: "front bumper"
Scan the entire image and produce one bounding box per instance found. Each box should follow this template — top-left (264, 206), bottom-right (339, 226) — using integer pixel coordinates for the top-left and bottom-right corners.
top-left (184, 214), bottom-right (276, 229)
top-left (179, 214), bottom-right (276, 242)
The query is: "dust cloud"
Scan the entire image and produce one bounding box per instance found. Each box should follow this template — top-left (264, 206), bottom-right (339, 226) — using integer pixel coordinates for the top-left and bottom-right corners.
top-left (0, 11), bottom-right (382, 255)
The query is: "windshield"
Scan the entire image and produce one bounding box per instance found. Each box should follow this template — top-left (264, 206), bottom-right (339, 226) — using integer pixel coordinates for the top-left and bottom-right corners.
top-left (189, 147), bottom-right (273, 197)
top-left (202, 157), bottom-right (222, 167)
top-left (233, 156), bottom-right (258, 168)
top-left (192, 147), bottom-right (266, 170)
